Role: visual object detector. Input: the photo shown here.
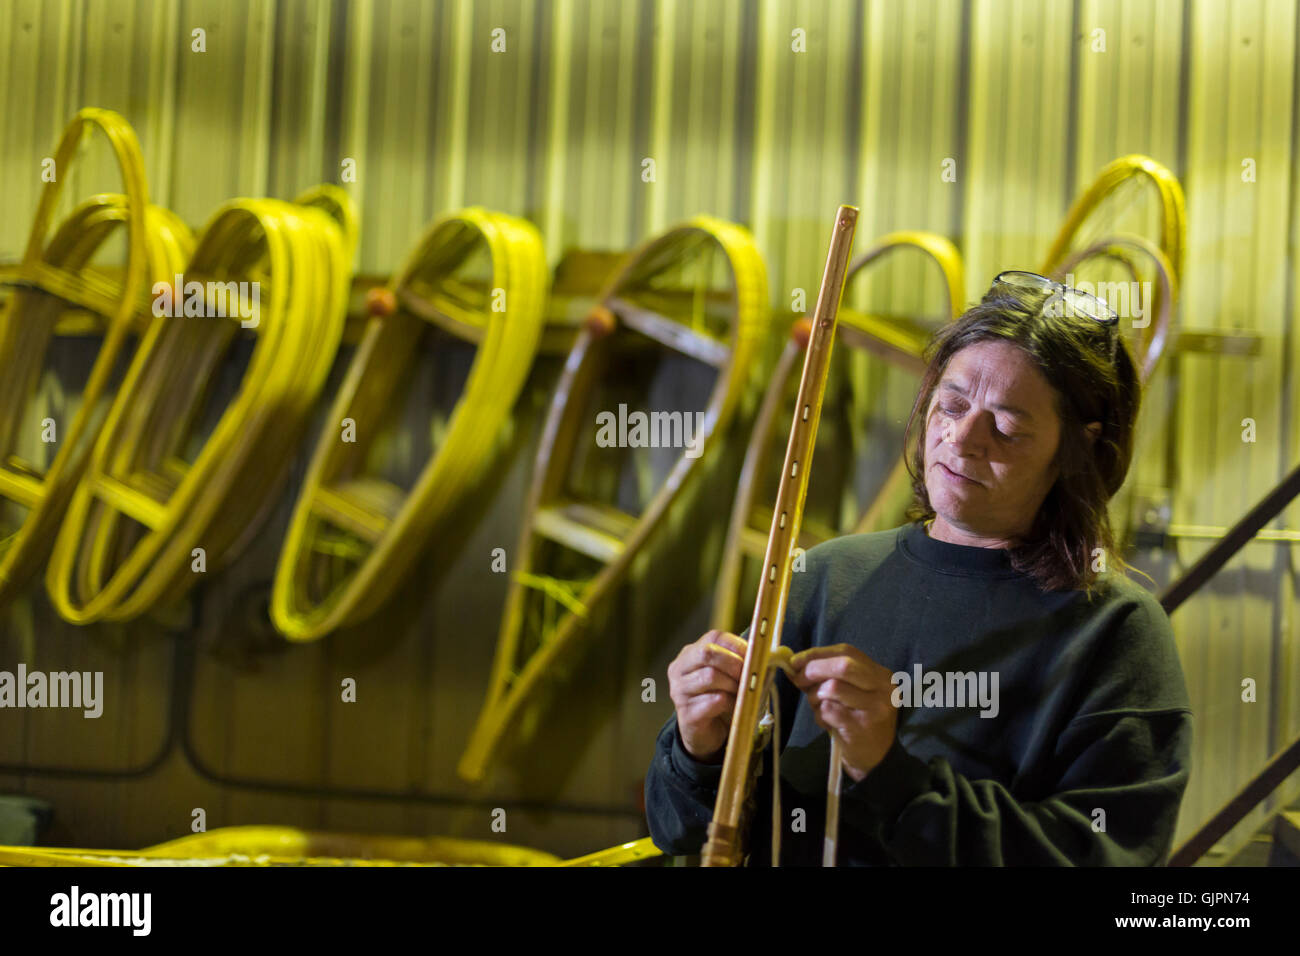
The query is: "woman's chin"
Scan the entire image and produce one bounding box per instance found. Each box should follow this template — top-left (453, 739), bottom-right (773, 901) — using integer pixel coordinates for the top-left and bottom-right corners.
top-left (927, 491), bottom-right (980, 528)
top-left (927, 484), bottom-right (966, 512)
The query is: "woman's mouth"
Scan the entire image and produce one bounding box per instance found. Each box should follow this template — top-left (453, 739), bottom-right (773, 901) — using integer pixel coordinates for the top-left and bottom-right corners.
top-left (938, 462), bottom-right (980, 486)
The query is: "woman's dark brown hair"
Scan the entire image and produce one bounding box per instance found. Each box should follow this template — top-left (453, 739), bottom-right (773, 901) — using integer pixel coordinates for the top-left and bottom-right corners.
top-left (902, 280), bottom-right (1146, 597)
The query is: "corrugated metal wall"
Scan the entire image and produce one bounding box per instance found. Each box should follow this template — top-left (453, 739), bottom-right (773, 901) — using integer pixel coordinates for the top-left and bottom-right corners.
top-left (1, 0), bottom-right (1298, 862)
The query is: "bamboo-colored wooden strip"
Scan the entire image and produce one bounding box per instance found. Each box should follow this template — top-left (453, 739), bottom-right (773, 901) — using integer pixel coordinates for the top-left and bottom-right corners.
top-left (607, 296), bottom-right (730, 368)
top-left (533, 505), bottom-right (628, 564)
top-left (703, 205), bottom-right (857, 868)
top-left (309, 480), bottom-right (403, 546)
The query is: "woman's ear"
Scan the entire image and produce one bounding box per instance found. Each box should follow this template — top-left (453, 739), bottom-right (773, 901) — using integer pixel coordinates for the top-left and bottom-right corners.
top-left (1085, 421), bottom-right (1102, 444)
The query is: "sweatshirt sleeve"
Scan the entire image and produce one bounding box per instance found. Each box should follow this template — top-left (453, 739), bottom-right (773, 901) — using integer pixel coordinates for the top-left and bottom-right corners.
top-left (644, 715), bottom-right (726, 855)
top-left (644, 542), bottom-right (831, 856)
top-left (838, 586), bottom-right (1194, 866)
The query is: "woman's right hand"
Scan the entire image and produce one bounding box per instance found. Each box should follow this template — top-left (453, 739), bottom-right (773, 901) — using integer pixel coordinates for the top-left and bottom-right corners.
top-left (667, 629), bottom-right (748, 763)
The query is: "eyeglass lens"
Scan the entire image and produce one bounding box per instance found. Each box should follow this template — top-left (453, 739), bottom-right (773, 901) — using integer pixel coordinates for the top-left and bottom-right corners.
top-left (996, 271), bottom-right (1055, 293)
top-left (994, 271), bottom-right (1116, 323)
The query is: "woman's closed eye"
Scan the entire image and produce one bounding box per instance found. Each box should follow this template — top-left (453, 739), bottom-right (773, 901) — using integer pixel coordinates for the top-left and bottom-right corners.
top-left (939, 403), bottom-right (1021, 441)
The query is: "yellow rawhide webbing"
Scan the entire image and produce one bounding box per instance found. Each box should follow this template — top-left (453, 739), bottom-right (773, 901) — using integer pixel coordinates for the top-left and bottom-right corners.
top-left (513, 570), bottom-right (590, 621)
top-left (44, 186), bottom-right (356, 624)
top-left (0, 108), bottom-right (193, 611)
top-left (270, 208), bottom-right (547, 641)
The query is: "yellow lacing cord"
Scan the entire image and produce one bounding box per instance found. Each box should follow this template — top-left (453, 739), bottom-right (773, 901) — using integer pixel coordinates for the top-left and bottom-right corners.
top-left (511, 571), bottom-right (589, 620)
top-left (764, 645), bottom-right (842, 867)
top-left (767, 667), bottom-right (784, 866)
top-left (511, 571), bottom-right (591, 677)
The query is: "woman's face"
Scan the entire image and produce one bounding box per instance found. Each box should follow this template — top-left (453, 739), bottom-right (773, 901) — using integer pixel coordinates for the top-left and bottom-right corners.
top-left (923, 339), bottom-right (1063, 548)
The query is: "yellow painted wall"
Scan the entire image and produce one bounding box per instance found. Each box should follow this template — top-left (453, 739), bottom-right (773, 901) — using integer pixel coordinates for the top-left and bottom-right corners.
top-left (1, 0), bottom-right (1297, 863)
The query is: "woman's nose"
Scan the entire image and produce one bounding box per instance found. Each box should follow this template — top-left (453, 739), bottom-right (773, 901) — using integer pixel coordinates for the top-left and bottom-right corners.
top-left (942, 413), bottom-right (983, 450)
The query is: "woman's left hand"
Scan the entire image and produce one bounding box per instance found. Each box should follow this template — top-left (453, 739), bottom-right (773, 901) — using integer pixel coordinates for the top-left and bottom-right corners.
top-left (789, 643), bottom-right (898, 783)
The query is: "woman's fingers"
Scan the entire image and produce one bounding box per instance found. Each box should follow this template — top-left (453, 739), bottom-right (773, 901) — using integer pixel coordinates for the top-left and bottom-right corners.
top-left (668, 630), bottom-right (748, 716)
top-left (702, 629), bottom-right (749, 658)
top-left (683, 691), bottom-right (736, 723)
top-left (808, 677), bottom-right (875, 711)
top-left (681, 663), bottom-right (740, 696)
top-left (790, 643), bottom-right (894, 693)
top-left (671, 630), bottom-right (746, 679)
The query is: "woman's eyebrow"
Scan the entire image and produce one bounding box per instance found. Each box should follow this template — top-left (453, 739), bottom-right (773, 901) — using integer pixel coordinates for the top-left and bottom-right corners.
top-left (938, 381), bottom-right (1035, 422)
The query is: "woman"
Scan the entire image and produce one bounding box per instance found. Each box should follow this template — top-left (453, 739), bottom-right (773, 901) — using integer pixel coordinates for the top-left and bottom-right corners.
top-left (644, 271), bottom-right (1194, 866)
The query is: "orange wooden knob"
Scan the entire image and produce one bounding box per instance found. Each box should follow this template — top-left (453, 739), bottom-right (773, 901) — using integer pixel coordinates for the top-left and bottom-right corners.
top-left (366, 286), bottom-right (397, 317)
top-left (791, 316), bottom-right (813, 349)
top-left (585, 305), bottom-right (617, 338)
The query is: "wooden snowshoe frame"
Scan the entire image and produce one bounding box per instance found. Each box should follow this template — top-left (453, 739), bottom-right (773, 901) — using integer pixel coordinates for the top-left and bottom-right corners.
top-left (457, 215), bottom-right (769, 783)
top-left (0, 108), bottom-right (193, 612)
top-left (44, 185), bottom-right (357, 624)
top-left (1041, 153), bottom-right (1184, 385)
top-left (711, 230), bottom-right (964, 631)
top-left (271, 208), bottom-right (548, 641)
top-left (1040, 154), bottom-right (1185, 546)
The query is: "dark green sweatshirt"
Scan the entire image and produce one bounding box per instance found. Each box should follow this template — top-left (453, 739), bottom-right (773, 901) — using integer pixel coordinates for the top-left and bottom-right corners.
top-left (644, 520), bottom-right (1194, 865)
